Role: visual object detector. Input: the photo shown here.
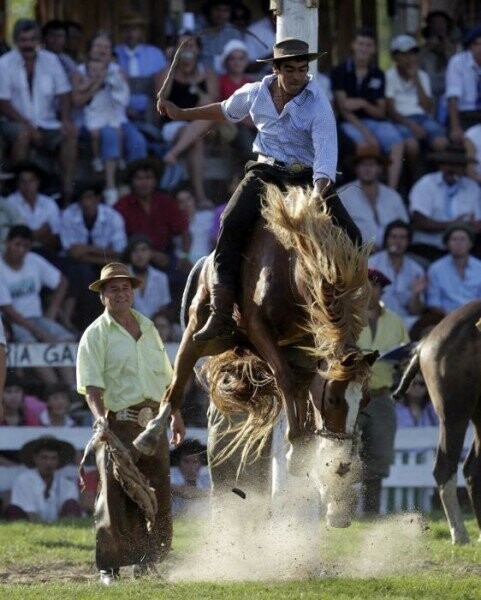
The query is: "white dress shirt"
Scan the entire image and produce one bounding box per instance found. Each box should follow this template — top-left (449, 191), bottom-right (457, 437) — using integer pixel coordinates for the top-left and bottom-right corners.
top-left (6, 192), bottom-right (60, 234)
top-left (445, 50), bottom-right (481, 111)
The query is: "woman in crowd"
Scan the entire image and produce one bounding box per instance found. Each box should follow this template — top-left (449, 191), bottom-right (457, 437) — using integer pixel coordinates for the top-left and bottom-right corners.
top-left (395, 372), bottom-right (438, 427)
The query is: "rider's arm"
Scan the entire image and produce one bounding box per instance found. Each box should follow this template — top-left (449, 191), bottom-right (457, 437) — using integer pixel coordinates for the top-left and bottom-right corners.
top-left (157, 99), bottom-right (226, 122)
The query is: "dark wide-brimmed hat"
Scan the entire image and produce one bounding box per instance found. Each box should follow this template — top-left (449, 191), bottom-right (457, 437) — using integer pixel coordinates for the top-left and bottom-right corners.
top-left (442, 222), bottom-right (476, 245)
top-left (427, 145), bottom-right (475, 166)
top-left (89, 262), bottom-right (141, 292)
top-left (124, 157), bottom-right (163, 184)
top-left (257, 37), bottom-right (325, 63)
top-left (368, 268), bottom-right (392, 288)
top-left (170, 438), bottom-right (207, 466)
top-left (348, 147), bottom-right (390, 167)
top-left (20, 436), bottom-right (76, 468)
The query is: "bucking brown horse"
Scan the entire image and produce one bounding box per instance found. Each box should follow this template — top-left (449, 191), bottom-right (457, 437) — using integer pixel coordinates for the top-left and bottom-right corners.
top-left (135, 185), bottom-right (377, 527)
top-left (393, 300), bottom-right (481, 544)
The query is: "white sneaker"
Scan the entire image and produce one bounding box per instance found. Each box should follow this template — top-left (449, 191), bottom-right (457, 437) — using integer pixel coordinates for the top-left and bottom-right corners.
top-left (103, 188), bottom-right (119, 206)
top-left (92, 158), bottom-right (104, 173)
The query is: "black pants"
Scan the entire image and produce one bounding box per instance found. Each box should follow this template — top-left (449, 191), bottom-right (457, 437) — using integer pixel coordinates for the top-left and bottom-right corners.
top-left (214, 161), bottom-right (362, 286)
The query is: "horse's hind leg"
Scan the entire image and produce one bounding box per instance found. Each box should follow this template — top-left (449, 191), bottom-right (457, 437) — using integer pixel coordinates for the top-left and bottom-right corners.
top-left (463, 404), bottom-right (481, 542)
top-left (434, 416), bottom-right (471, 544)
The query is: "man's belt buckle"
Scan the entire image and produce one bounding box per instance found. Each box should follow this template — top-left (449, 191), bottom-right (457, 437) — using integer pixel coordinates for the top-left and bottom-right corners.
top-left (115, 406), bottom-right (154, 427)
top-left (288, 162), bottom-right (307, 174)
top-left (137, 407), bottom-right (154, 428)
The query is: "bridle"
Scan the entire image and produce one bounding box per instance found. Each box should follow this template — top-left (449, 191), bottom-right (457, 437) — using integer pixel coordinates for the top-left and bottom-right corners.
top-left (313, 374), bottom-right (359, 443)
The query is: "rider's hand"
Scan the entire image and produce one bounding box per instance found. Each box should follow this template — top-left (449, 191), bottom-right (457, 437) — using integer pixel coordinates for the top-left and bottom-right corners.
top-left (170, 410), bottom-right (186, 446)
top-left (157, 97), bottom-right (180, 119)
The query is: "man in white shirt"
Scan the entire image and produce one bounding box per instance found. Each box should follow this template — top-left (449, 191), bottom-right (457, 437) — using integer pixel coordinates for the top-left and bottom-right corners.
top-left (409, 145), bottom-right (481, 261)
top-left (0, 312), bottom-right (6, 421)
top-left (5, 436), bottom-right (81, 522)
top-left (338, 148), bottom-right (409, 250)
top-left (0, 19), bottom-right (77, 201)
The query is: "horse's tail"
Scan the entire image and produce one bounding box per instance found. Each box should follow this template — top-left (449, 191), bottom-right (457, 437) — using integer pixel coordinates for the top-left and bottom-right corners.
top-left (392, 350), bottom-right (420, 400)
top-left (201, 347), bottom-right (280, 472)
top-left (261, 184), bottom-right (372, 378)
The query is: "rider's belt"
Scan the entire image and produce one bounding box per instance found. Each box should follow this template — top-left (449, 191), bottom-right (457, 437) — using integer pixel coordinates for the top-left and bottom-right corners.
top-left (257, 154), bottom-right (311, 174)
top-left (112, 403), bottom-right (155, 427)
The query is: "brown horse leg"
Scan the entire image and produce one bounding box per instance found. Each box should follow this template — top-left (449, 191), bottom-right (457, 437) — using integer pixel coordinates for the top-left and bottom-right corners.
top-left (463, 406), bottom-right (481, 542)
top-left (434, 416), bottom-right (471, 544)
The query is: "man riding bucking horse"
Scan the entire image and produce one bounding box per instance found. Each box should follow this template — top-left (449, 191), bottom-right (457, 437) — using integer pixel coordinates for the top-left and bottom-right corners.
top-left (158, 37), bottom-right (361, 341)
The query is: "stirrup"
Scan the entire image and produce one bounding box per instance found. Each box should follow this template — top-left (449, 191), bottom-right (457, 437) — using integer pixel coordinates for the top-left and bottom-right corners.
top-left (193, 315), bottom-right (236, 342)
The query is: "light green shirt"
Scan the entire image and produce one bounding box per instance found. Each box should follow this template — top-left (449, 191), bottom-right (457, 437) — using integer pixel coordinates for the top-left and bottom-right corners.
top-left (358, 304), bottom-right (409, 391)
top-left (76, 308), bottom-right (173, 411)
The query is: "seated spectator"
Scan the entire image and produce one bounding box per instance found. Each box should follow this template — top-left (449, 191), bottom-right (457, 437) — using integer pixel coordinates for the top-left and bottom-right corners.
top-left (243, 0), bottom-right (276, 74)
top-left (409, 145), bottom-right (481, 261)
top-left (42, 20), bottom-right (78, 80)
top-left (6, 160), bottom-right (60, 254)
top-left (464, 123), bottom-right (481, 184)
top-left (0, 169), bottom-right (22, 253)
top-left (0, 372), bottom-right (43, 427)
top-left (0, 312), bottom-right (5, 417)
top-left (114, 158), bottom-right (190, 273)
top-left (369, 220), bottom-right (426, 331)
top-left (331, 27), bottom-right (404, 189)
top-left (446, 25), bottom-right (481, 142)
top-left (123, 234), bottom-right (171, 319)
top-left (39, 383), bottom-right (75, 427)
top-left (418, 10), bottom-right (456, 117)
top-left (338, 148), bottom-right (409, 250)
top-left (0, 19), bottom-right (77, 202)
top-left (395, 372), bottom-right (438, 427)
top-left (426, 223), bottom-right (481, 316)
top-left (174, 185), bottom-right (215, 263)
top-left (199, 0), bottom-right (242, 72)
top-left (386, 34), bottom-right (448, 185)
top-left (0, 225), bottom-right (76, 385)
top-left (170, 438), bottom-right (211, 516)
top-left (60, 182), bottom-right (127, 330)
top-left (155, 33), bottom-right (218, 207)
top-left (5, 436), bottom-right (81, 521)
top-left (114, 11), bottom-right (167, 129)
top-left (216, 39), bottom-right (255, 165)
top-left (152, 309), bottom-right (182, 343)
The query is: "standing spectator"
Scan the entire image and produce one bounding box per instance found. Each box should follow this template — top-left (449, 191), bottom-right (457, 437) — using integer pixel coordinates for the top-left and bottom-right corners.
top-left (445, 25), bottom-right (481, 142)
top-left (5, 436), bottom-right (81, 522)
top-left (358, 268), bottom-right (410, 516)
top-left (0, 225), bottom-right (76, 385)
top-left (123, 234), bottom-right (171, 319)
top-left (42, 20), bottom-right (78, 80)
top-left (39, 383), bottom-right (75, 427)
top-left (115, 11), bottom-right (168, 128)
top-left (0, 19), bottom-right (77, 203)
top-left (409, 145), bottom-right (481, 261)
top-left (331, 28), bottom-right (404, 189)
top-left (155, 33), bottom-right (218, 208)
top-left (386, 34), bottom-right (448, 184)
top-left (6, 160), bottom-right (60, 254)
top-left (76, 262), bottom-right (175, 585)
top-left (426, 223), bottom-right (481, 316)
top-left (395, 372), bottom-right (438, 427)
top-left (464, 123), bottom-right (481, 184)
top-left (114, 158), bottom-right (190, 272)
top-left (338, 148), bottom-right (409, 250)
top-left (200, 0), bottom-right (242, 72)
top-left (174, 185), bottom-right (215, 263)
top-left (369, 220), bottom-right (427, 331)
top-left (418, 10), bottom-right (457, 118)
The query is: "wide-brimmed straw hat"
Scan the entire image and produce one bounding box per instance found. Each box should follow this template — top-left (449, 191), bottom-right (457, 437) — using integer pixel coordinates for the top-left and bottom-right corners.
top-left (20, 436), bottom-right (75, 468)
top-left (427, 145), bottom-right (476, 166)
top-left (257, 38), bottom-right (325, 63)
top-left (89, 262), bottom-right (141, 292)
top-left (348, 147), bottom-right (391, 167)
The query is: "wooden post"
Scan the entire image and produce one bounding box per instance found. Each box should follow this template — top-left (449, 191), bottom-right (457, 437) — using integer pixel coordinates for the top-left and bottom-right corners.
top-left (276, 0), bottom-right (319, 73)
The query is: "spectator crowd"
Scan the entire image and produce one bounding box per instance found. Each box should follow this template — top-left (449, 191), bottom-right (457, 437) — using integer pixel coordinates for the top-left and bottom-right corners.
top-left (0, 0), bottom-right (481, 520)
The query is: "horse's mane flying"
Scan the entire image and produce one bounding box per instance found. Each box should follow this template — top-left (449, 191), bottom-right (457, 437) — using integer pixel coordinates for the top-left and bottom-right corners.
top-left (261, 184), bottom-right (372, 380)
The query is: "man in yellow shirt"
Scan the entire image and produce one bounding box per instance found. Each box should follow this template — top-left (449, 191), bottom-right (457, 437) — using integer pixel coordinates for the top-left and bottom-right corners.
top-left (358, 268), bottom-right (410, 516)
top-left (77, 262), bottom-right (181, 585)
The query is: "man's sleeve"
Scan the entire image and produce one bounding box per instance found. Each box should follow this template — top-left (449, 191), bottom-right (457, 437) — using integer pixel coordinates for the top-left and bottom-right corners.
top-left (76, 329), bottom-right (106, 395)
top-left (445, 55), bottom-right (462, 100)
top-left (0, 56), bottom-right (11, 100)
top-left (409, 180), bottom-right (432, 217)
top-left (312, 94), bottom-right (338, 182)
top-left (35, 254), bottom-right (62, 290)
top-left (426, 265), bottom-right (442, 310)
top-left (10, 473), bottom-right (37, 513)
top-left (221, 82), bottom-right (255, 122)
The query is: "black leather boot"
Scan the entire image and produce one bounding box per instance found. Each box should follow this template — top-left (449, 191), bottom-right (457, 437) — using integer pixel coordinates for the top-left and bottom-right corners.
top-left (193, 284), bottom-right (237, 342)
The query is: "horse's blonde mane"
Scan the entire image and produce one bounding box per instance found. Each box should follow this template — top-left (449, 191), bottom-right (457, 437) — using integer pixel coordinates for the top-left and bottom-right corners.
top-left (262, 184), bottom-right (372, 381)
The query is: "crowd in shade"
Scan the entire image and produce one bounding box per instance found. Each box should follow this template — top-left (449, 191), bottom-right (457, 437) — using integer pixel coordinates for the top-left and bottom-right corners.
top-left (0, 0), bottom-right (480, 520)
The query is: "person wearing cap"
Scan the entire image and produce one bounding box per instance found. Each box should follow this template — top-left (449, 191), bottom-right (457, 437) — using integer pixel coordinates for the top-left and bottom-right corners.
top-left (76, 262), bottom-right (176, 584)
top-left (5, 436), bottom-right (81, 522)
top-left (445, 25), bottom-right (481, 143)
top-left (386, 34), bottom-right (448, 185)
top-left (338, 147), bottom-right (409, 250)
top-left (409, 145), bottom-right (481, 261)
top-left (369, 219), bottom-right (427, 331)
top-left (331, 27), bottom-right (405, 190)
top-left (114, 11), bottom-right (168, 124)
top-left (158, 37), bottom-right (359, 341)
top-left (426, 223), bottom-right (481, 316)
top-left (357, 268), bottom-right (410, 516)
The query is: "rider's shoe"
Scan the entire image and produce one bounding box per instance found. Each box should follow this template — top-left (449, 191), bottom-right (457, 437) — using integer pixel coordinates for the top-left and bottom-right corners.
top-left (193, 284), bottom-right (237, 342)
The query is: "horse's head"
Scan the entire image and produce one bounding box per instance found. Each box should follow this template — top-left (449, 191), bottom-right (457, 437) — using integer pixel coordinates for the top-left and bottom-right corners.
top-left (309, 350), bottom-right (378, 528)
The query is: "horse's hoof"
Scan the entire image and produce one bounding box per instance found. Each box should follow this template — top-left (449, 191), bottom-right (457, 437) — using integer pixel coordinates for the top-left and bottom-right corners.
top-left (451, 529), bottom-right (470, 545)
top-left (327, 514), bottom-right (351, 528)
